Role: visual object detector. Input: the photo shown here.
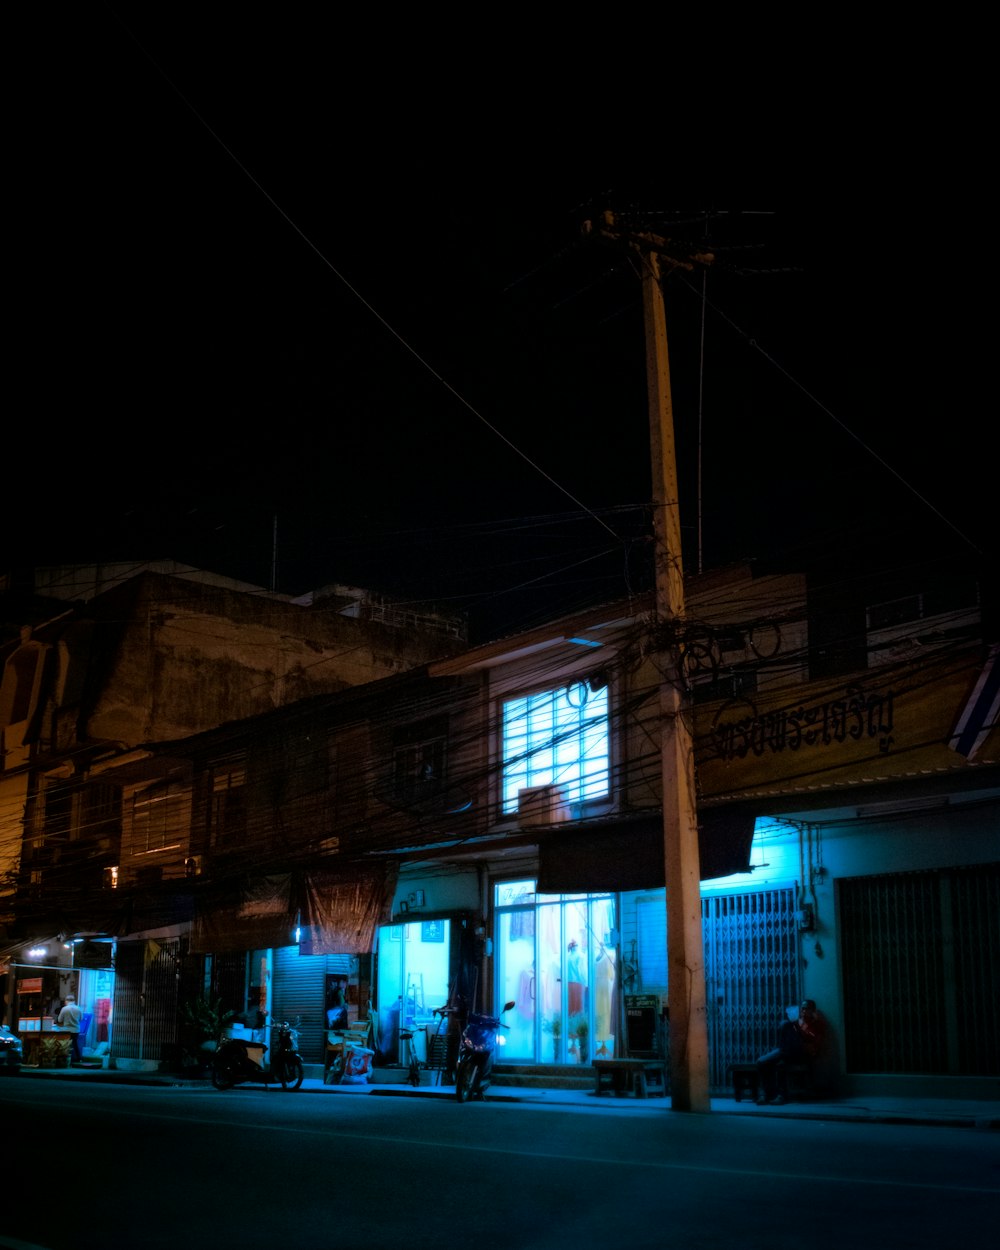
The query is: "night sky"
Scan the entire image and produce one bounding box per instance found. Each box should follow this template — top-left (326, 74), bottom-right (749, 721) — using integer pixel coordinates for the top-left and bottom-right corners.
top-left (11, 12), bottom-right (992, 642)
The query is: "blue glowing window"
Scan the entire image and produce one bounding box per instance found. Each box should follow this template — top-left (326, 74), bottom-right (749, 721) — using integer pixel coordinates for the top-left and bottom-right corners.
top-left (501, 682), bottom-right (609, 814)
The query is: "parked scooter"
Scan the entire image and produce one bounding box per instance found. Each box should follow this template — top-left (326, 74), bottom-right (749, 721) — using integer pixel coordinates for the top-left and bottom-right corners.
top-left (211, 1019), bottom-right (305, 1091)
top-left (454, 1000), bottom-right (516, 1102)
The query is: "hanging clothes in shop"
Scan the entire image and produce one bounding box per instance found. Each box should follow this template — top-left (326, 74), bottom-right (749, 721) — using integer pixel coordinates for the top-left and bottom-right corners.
top-left (595, 950), bottom-right (615, 1054)
top-left (516, 963), bottom-right (535, 1019)
top-left (567, 940), bottom-right (584, 1015)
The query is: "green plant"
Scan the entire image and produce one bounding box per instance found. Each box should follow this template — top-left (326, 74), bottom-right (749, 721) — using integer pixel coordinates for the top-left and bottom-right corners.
top-left (179, 995), bottom-right (235, 1067)
top-left (570, 1014), bottom-right (589, 1041)
top-left (542, 1015), bottom-right (562, 1037)
top-left (180, 995), bottom-right (234, 1039)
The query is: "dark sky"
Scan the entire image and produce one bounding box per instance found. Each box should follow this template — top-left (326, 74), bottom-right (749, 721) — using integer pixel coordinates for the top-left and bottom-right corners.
top-left (11, 12), bottom-right (993, 642)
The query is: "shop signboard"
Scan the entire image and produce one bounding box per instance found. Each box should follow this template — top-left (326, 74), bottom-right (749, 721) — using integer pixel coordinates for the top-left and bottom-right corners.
top-left (74, 940), bottom-right (114, 970)
top-left (624, 993), bottom-right (661, 1057)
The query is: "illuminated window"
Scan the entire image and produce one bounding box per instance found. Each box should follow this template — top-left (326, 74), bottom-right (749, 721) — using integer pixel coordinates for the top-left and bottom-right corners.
top-left (501, 682), bottom-right (609, 815)
top-left (131, 782), bottom-right (184, 855)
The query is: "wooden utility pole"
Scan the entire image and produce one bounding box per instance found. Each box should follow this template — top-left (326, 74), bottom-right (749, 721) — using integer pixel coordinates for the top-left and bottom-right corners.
top-left (583, 213), bottom-right (713, 1111)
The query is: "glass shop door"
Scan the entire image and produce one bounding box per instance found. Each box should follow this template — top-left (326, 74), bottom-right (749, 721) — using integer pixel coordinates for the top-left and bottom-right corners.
top-left (495, 880), bottom-right (617, 1065)
top-left (375, 918), bottom-right (451, 1065)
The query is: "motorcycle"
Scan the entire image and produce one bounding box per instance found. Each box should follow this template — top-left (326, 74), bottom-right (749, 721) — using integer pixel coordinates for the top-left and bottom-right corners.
top-left (211, 1020), bottom-right (305, 1091)
top-left (454, 1000), bottom-right (516, 1103)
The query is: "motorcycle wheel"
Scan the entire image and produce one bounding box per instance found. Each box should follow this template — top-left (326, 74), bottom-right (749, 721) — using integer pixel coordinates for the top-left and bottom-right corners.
top-left (455, 1058), bottom-right (478, 1103)
top-left (278, 1057), bottom-right (305, 1091)
top-left (211, 1060), bottom-right (237, 1091)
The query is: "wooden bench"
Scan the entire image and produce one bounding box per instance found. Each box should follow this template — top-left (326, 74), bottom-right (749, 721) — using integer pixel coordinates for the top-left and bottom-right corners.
top-left (592, 1058), bottom-right (667, 1098)
top-left (729, 1061), bottom-right (760, 1102)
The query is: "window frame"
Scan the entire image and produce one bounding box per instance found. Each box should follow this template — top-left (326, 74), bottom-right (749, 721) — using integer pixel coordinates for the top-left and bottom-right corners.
top-left (130, 780), bottom-right (186, 857)
top-left (392, 715), bottom-right (448, 803)
top-left (208, 762), bottom-right (248, 851)
top-left (499, 679), bottom-right (611, 817)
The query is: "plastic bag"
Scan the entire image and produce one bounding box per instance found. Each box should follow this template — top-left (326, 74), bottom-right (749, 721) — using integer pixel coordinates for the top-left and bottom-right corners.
top-left (341, 1045), bottom-right (374, 1085)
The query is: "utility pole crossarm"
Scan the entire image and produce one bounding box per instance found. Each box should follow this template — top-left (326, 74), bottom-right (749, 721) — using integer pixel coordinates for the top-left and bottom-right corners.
top-left (581, 209), bottom-right (716, 273)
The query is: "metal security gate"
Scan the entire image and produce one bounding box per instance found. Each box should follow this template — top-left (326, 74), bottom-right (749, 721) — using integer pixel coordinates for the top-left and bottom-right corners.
top-left (702, 888), bottom-right (799, 1090)
top-left (111, 939), bottom-right (181, 1064)
top-left (838, 863), bottom-right (1000, 1076)
top-left (211, 951), bottom-right (248, 1016)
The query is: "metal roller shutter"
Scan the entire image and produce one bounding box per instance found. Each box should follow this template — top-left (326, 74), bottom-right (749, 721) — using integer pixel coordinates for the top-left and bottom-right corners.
top-left (273, 946), bottom-right (327, 1063)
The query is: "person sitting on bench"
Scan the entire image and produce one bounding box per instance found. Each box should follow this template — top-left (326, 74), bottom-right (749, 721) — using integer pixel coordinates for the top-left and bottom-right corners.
top-left (756, 999), bottom-right (827, 1105)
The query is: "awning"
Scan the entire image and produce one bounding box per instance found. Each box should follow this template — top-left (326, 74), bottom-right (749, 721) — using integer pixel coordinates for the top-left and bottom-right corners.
top-left (537, 807), bottom-right (756, 893)
top-left (190, 874), bottom-right (296, 954)
top-left (188, 863), bottom-right (399, 955)
top-left (297, 862), bottom-right (398, 955)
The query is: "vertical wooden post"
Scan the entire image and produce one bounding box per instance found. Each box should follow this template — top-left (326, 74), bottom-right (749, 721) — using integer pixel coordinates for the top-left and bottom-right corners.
top-left (642, 251), bottom-right (710, 1113)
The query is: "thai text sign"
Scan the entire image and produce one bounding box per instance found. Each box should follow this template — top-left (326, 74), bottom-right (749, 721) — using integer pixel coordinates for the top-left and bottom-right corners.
top-left (695, 645), bottom-right (998, 803)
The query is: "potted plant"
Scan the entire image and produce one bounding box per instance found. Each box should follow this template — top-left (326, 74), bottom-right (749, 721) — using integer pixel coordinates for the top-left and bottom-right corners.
top-left (542, 1014), bottom-right (562, 1060)
top-left (179, 995), bottom-right (234, 1074)
top-left (570, 1014), bottom-right (590, 1064)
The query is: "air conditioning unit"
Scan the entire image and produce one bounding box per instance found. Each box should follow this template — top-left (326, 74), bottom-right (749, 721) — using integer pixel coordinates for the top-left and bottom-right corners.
top-left (517, 784), bottom-right (570, 829)
top-left (184, 855), bottom-right (203, 878)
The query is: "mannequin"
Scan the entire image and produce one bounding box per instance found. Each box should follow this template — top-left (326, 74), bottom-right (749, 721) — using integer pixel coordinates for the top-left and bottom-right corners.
top-left (595, 950), bottom-right (614, 1055)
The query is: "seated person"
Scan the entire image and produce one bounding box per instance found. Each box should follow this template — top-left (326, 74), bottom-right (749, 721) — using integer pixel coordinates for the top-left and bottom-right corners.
top-left (756, 999), bottom-right (827, 1105)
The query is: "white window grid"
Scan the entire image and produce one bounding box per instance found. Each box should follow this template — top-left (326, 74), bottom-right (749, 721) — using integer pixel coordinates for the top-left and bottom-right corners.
top-left (501, 682), bottom-right (609, 814)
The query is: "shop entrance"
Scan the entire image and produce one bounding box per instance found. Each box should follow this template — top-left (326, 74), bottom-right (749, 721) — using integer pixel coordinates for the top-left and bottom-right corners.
top-left (495, 881), bottom-right (617, 1066)
top-left (375, 918), bottom-right (452, 1065)
top-left (11, 946), bottom-right (114, 1069)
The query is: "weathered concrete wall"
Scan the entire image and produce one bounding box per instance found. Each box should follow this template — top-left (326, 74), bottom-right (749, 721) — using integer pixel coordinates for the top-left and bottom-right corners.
top-left (78, 573), bottom-right (465, 746)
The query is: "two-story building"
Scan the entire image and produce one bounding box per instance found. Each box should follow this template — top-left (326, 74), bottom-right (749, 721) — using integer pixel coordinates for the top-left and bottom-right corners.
top-left (0, 561), bottom-right (467, 1066)
top-left (11, 559), bottom-right (992, 1101)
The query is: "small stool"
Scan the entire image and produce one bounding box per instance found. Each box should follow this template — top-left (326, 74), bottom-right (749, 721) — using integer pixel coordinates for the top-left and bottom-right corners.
top-left (639, 1061), bottom-right (667, 1097)
top-left (730, 1061), bottom-right (760, 1103)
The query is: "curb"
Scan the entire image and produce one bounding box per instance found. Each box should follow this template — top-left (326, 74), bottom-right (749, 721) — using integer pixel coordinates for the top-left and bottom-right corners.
top-left (8, 1067), bottom-right (999, 1130)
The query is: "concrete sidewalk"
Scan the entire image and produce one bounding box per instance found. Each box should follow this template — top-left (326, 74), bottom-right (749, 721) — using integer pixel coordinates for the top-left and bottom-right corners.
top-left (8, 1065), bottom-right (999, 1131)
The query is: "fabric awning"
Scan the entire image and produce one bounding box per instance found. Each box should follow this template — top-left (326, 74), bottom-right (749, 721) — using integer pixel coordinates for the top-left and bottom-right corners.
top-left (297, 862), bottom-right (398, 955)
top-left (190, 874), bottom-right (295, 954)
top-left (180, 860), bottom-right (400, 955)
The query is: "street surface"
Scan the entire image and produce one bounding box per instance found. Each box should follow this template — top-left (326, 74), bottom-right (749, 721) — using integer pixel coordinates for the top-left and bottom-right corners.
top-left (1, 1078), bottom-right (997, 1250)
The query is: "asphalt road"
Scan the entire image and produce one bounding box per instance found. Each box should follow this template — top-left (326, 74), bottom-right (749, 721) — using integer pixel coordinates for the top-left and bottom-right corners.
top-left (2, 1079), bottom-right (997, 1250)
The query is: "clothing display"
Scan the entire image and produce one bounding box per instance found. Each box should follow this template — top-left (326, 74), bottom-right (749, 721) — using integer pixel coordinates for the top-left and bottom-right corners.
top-left (595, 952), bottom-right (614, 1046)
top-left (515, 965), bottom-right (534, 1019)
top-left (567, 946), bottom-right (584, 1015)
